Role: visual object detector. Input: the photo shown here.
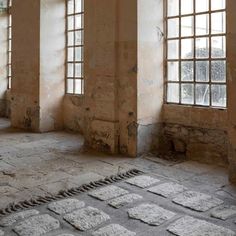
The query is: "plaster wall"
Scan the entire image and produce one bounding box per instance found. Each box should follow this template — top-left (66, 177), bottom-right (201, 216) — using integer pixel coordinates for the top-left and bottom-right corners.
top-left (0, 11), bottom-right (8, 117)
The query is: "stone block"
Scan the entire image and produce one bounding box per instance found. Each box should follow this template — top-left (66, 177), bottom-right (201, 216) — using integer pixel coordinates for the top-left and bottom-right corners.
top-left (211, 205), bottom-right (236, 220)
top-left (125, 175), bottom-right (160, 188)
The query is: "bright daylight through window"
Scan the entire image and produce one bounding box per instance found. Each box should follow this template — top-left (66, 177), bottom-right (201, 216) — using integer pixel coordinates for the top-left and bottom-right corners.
top-left (166, 0), bottom-right (226, 107)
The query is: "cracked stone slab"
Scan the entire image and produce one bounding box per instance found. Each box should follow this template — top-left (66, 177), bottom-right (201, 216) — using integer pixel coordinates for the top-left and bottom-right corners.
top-left (48, 198), bottom-right (85, 215)
top-left (0, 209), bottom-right (40, 227)
top-left (13, 214), bottom-right (60, 236)
top-left (92, 224), bottom-right (136, 236)
top-left (88, 185), bottom-right (129, 201)
top-left (148, 182), bottom-right (187, 198)
top-left (125, 175), bottom-right (160, 188)
top-left (108, 194), bottom-right (143, 209)
top-left (0, 229), bottom-right (4, 236)
top-left (211, 205), bottom-right (236, 220)
top-left (63, 206), bottom-right (110, 231)
top-left (172, 191), bottom-right (224, 212)
top-left (127, 203), bottom-right (176, 226)
top-left (167, 216), bottom-right (236, 236)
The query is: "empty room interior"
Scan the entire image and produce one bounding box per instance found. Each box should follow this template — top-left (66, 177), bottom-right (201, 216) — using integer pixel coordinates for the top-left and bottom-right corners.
top-left (0, 0), bottom-right (236, 235)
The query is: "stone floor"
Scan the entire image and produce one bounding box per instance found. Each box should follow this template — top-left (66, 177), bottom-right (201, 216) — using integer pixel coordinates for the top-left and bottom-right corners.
top-left (0, 118), bottom-right (236, 235)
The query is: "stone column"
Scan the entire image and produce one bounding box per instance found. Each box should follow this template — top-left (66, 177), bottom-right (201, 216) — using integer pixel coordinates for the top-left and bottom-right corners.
top-left (11, 0), bottom-right (64, 131)
top-left (227, 0), bottom-right (236, 183)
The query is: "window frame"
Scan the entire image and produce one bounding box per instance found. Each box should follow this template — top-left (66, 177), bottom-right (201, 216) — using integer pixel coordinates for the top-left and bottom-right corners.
top-left (65, 0), bottom-right (84, 95)
top-left (7, 0), bottom-right (12, 89)
top-left (164, 0), bottom-right (227, 108)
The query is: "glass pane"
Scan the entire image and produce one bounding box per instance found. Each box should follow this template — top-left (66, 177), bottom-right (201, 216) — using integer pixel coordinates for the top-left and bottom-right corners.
top-left (75, 47), bottom-right (83, 61)
top-left (67, 63), bottom-right (74, 77)
top-left (181, 61), bottom-right (193, 81)
top-left (196, 61), bottom-right (209, 82)
top-left (67, 16), bottom-right (74, 31)
top-left (75, 30), bottom-right (83, 45)
top-left (67, 0), bottom-right (74, 14)
top-left (167, 0), bottom-right (179, 17)
top-left (75, 14), bottom-right (82, 29)
top-left (168, 18), bottom-right (179, 38)
top-left (75, 79), bottom-right (82, 94)
top-left (196, 37), bottom-right (209, 58)
top-left (211, 0), bottom-right (225, 10)
top-left (181, 16), bottom-right (194, 37)
top-left (181, 38), bottom-right (193, 59)
top-left (75, 63), bottom-right (82, 77)
top-left (168, 62), bottom-right (179, 81)
top-left (196, 14), bottom-right (209, 36)
top-left (181, 0), bottom-right (193, 15)
top-left (211, 60), bottom-right (226, 82)
top-left (211, 85), bottom-right (226, 107)
top-left (196, 0), bottom-right (209, 13)
top-left (212, 36), bottom-right (226, 58)
top-left (196, 84), bottom-right (210, 106)
top-left (67, 48), bottom-right (74, 61)
top-left (67, 79), bottom-right (74, 93)
top-left (75, 0), bottom-right (82, 13)
top-left (181, 83), bottom-right (194, 104)
top-left (211, 12), bottom-right (226, 35)
top-left (68, 32), bottom-right (74, 46)
top-left (167, 83), bottom-right (179, 103)
top-left (168, 40), bottom-right (179, 59)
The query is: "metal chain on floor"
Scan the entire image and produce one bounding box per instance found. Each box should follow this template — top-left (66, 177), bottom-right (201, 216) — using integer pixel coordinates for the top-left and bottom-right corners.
top-left (0, 169), bottom-right (143, 217)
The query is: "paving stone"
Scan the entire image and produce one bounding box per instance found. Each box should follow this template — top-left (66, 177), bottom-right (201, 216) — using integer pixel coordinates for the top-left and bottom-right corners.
top-left (125, 175), bottom-right (160, 188)
top-left (148, 182), bottom-right (187, 198)
top-left (0, 209), bottom-right (40, 227)
top-left (88, 185), bottom-right (129, 201)
top-left (127, 203), bottom-right (176, 226)
top-left (108, 194), bottom-right (143, 209)
top-left (0, 229), bottom-right (4, 236)
top-left (211, 205), bottom-right (236, 220)
top-left (92, 224), bottom-right (136, 236)
top-left (172, 191), bottom-right (224, 212)
top-left (57, 234), bottom-right (74, 236)
top-left (167, 216), bottom-right (236, 236)
top-left (63, 206), bottom-right (110, 231)
top-left (48, 198), bottom-right (85, 215)
top-left (13, 214), bottom-right (60, 236)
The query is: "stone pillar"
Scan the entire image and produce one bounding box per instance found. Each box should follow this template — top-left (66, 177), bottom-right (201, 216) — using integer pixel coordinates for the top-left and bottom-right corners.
top-left (11, 0), bottom-right (64, 131)
top-left (227, 0), bottom-right (236, 183)
top-left (0, 9), bottom-right (8, 117)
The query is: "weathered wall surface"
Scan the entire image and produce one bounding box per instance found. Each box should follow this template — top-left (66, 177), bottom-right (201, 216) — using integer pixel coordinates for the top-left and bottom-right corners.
top-left (39, 0), bottom-right (65, 132)
top-left (11, 0), bottom-right (40, 131)
top-left (0, 12), bottom-right (8, 117)
top-left (137, 0), bottom-right (164, 155)
top-left (227, 0), bottom-right (236, 182)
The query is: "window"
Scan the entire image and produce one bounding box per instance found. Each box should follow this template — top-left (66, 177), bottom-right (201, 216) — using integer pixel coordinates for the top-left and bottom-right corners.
top-left (7, 0), bottom-right (12, 89)
top-left (66, 0), bottom-right (84, 95)
top-left (166, 0), bottom-right (226, 107)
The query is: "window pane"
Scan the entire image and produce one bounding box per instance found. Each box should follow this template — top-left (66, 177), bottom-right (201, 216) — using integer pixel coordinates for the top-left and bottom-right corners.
top-left (67, 0), bottom-right (74, 14)
top-left (196, 14), bottom-right (209, 36)
top-left (168, 18), bottom-right (179, 38)
top-left (168, 62), bottom-right (179, 81)
top-left (67, 63), bottom-right (74, 77)
top-left (75, 30), bottom-right (83, 45)
top-left (68, 32), bottom-right (74, 46)
top-left (75, 0), bottom-right (83, 13)
top-left (67, 79), bottom-right (74, 94)
top-left (181, 38), bottom-right (193, 59)
top-left (211, 60), bottom-right (226, 82)
top-left (181, 84), bottom-right (194, 104)
top-left (212, 36), bottom-right (226, 58)
top-left (211, 0), bottom-right (225, 10)
top-left (181, 61), bottom-right (193, 81)
top-left (168, 40), bottom-right (179, 59)
top-left (167, 0), bottom-right (179, 17)
top-left (196, 61), bottom-right (209, 82)
top-left (67, 16), bottom-right (74, 30)
top-left (167, 83), bottom-right (179, 103)
top-left (212, 12), bottom-right (226, 34)
top-left (211, 85), bottom-right (226, 107)
top-left (75, 79), bottom-right (82, 94)
top-left (181, 16), bottom-right (194, 37)
top-left (75, 47), bottom-right (83, 61)
top-left (67, 48), bottom-right (74, 61)
top-left (196, 84), bottom-right (210, 106)
top-left (75, 14), bottom-right (82, 29)
top-left (196, 0), bottom-right (209, 13)
top-left (181, 0), bottom-right (193, 15)
top-left (75, 63), bottom-right (82, 77)
top-left (196, 37), bottom-right (209, 58)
